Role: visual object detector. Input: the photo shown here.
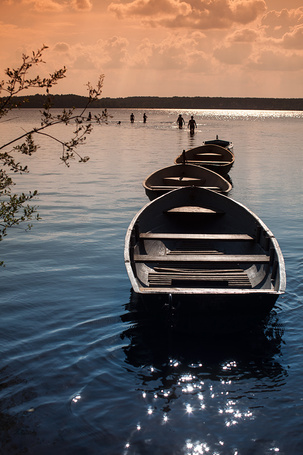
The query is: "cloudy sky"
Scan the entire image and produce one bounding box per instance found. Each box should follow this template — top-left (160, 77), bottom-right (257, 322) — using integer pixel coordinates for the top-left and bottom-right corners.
top-left (1, 0), bottom-right (303, 98)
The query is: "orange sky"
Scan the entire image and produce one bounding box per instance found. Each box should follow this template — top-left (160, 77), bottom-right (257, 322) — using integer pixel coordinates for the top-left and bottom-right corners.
top-left (1, 0), bottom-right (303, 98)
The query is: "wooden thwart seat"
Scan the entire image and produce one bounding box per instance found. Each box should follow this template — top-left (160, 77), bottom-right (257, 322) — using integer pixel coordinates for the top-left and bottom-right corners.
top-left (151, 185), bottom-right (191, 190)
top-left (151, 186), bottom-right (221, 191)
top-left (185, 160), bottom-right (231, 165)
top-left (139, 233), bottom-right (254, 240)
top-left (162, 177), bottom-right (202, 183)
top-left (134, 254), bottom-right (269, 263)
top-left (196, 153), bottom-right (223, 156)
top-left (165, 206), bottom-right (224, 214)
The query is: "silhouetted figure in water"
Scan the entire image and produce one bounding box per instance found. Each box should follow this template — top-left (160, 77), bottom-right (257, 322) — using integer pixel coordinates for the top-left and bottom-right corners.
top-left (143, 113), bottom-right (147, 123)
top-left (130, 113), bottom-right (135, 123)
top-left (177, 114), bottom-right (185, 128)
top-left (188, 115), bottom-right (197, 134)
top-left (87, 111), bottom-right (92, 121)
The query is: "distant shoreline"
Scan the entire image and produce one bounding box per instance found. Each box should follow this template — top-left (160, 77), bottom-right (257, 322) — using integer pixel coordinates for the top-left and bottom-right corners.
top-left (9, 94), bottom-right (303, 111)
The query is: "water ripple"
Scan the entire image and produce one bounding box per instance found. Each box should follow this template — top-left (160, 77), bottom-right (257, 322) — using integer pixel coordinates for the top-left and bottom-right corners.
top-left (1, 109), bottom-right (303, 454)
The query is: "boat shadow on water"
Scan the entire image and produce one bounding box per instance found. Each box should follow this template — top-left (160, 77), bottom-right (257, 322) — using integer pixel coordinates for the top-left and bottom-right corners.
top-left (120, 290), bottom-right (287, 386)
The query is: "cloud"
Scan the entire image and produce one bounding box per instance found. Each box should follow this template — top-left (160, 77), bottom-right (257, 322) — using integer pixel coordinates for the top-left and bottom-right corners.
top-left (281, 25), bottom-right (303, 49)
top-left (229, 0), bottom-right (266, 24)
top-left (132, 38), bottom-right (185, 70)
top-left (73, 54), bottom-right (96, 70)
top-left (53, 42), bottom-right (71, 53)
top-left (40, 39), bottom-right (130, 74)
top-left (108, 0), bottom-right (266, 29)
top-left (186, 50), bottom-right (210, 72)
top-left (22, 0), bottom-right (93, 12)
top-left (108, 0), bottom-right (191, 19)
top-left (212, 27), bottom-right (258, 65)
top-left (230, 28), bottom-right (259, 43)
top-left (22, 0), bottom-right (64, 12)
top-left (101, 36), bottom-right (129, 68)
top-left (70, 0), bottom-right (93, 11)
top-left (214, 42), bottom-right (252, 65)
top-left (261, 7), bottom-right (303, 37)
top-left (248, 49), bottom-right (303, 71)
top-left (130, 35), bottom-right (210, 73)
top-left (0, 21), bottom-right (18, 37)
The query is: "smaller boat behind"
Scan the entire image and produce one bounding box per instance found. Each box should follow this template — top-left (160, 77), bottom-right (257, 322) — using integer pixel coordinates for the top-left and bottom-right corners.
top-left (175, 144), bottom-right (235, 175)
top-left (143, 163), bottom-right (232, 200)
top-left (204, 136), bottom-right (233, 153)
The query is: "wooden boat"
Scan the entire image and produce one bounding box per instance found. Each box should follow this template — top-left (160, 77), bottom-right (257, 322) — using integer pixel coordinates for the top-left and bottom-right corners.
top-left (124, 187), bottom-right (286, 333)
top-left (203, 136), bottom-right (233, 152)
top-left (143, 163), bottom-right (232, 200)
top-left (175, 144), bottom-right (235, 175)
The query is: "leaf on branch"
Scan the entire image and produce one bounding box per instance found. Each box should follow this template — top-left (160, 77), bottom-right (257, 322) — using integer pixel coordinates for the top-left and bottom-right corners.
top-left (13, 133), bottom-right (39, 155)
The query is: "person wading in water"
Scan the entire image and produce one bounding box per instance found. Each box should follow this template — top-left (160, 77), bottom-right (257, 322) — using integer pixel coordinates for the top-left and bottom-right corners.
top-left (188, 115), bottom-right (197, 134)
top-left (176, 114), bottom-right (185, 128)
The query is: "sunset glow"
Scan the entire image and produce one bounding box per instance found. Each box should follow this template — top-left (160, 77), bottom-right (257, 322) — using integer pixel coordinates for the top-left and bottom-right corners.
top-left (1, 0), bottom-right (303, 97)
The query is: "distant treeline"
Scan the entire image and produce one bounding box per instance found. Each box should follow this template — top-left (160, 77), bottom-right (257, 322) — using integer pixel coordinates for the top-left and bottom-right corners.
top-left (8, 94), bottom-right (303, 111)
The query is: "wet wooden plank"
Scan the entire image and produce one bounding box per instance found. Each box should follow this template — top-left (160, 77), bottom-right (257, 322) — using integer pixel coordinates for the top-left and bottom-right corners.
top-left (165, 206), bottom-right (224, 214)
top-left (139, 233), bottom-right (253, 240)
top-left (134, 254), bottom-right (269, 263)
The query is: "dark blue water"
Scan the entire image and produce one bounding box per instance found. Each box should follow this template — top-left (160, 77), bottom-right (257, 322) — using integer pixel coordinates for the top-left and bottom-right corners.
top-left (1, 109), bottom-right (303, 454)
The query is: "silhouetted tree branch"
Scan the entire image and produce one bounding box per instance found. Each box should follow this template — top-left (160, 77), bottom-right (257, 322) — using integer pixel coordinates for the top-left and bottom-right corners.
top-left (0, 45), bottom-right (107, 263)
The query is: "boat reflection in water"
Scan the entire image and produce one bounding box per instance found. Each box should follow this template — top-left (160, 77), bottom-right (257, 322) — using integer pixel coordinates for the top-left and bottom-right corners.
top-left (121, 289), bottom-right (286, 383)
top-left (120, 291), bottom-right (287, 453)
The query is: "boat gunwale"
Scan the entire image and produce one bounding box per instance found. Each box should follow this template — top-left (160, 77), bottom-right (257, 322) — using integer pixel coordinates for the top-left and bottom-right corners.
top-left (137, 287), bottom-right (284, 295)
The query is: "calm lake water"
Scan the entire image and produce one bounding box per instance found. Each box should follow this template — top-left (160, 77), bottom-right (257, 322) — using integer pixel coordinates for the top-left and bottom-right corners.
top-left (0, 108), bottom-right (303, 454)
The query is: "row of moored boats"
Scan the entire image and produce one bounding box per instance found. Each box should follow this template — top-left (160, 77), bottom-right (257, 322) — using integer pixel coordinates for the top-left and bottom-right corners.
top-left (124, 137), bottom-right (286, 334)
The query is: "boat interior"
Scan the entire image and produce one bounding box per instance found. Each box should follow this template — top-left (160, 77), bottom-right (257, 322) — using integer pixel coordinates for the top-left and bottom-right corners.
top-left (130, 207), bottom-right (279, 293)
